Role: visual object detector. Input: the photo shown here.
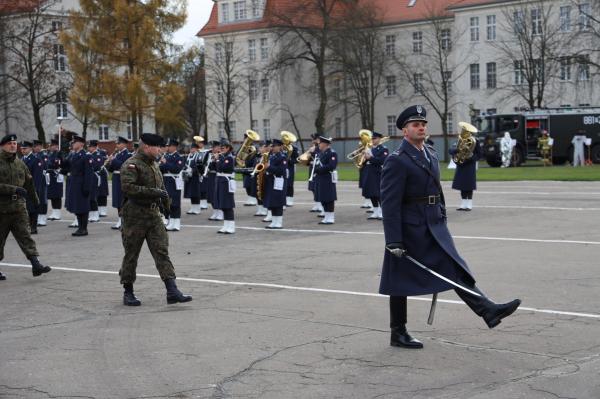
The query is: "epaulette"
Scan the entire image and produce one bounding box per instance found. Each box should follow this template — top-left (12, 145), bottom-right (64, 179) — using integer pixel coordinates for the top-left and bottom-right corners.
top-left (425, 143), bottom-right (437, 153)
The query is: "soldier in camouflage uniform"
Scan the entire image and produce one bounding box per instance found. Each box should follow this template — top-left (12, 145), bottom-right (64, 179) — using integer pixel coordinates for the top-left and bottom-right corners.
top-left (0, 134), bottom-right (52, 280)
top-left (118, 133), bottom-right (192, 306)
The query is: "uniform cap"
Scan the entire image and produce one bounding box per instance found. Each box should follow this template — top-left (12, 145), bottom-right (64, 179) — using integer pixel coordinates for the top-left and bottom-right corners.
top-left (271, 138), bottom-right (283, 146)
top-left (191, 143), bottom-right (200, 149)
top-left (210, 140), bottom-right (221, 147)
top-left (372, 131), bottom-right (383, 138)
top-left (50, 138), bottom-right (59, 145)
top-left (21, 140), bottom-right (33, 148)
top-left (32, 139), bottom-right (43, 146)
top-left (166, 137), bottom-right (179, 146)
top-left (88, 140), bottom-right (98, 147)
top-left (0, 134), bottom-right (17, 145)
top-left (116, 136), bottom-right (130, 144)
top-left (310, 133), bottom-right (320, 140)
top-left (396, 105), bottom-right (428, 129)
top-left (72, 135), bottom-right (86, 144)
top-left (140, 133), bottom-right (164, 147)
top-left (220, 138), bottom-right (232, 148)
top-left (318, 136), bottom-right (332, 144)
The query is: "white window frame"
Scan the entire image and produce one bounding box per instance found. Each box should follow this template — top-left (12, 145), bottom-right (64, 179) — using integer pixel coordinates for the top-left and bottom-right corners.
top-left (262, 119), bottom-right (270, 138)
top-left (249, 79), bottom-right (257, 101)
top-left (531, 8), bottom-right (542, 35)
top-left (220, 2), bottom-right (230, 23)
top-left (99, 125), bottom-right (109, 141)
top-left (218, 121), bottom-right (225, 137)
top-left (578, 55), bottom-right (590, 81)
top-left (560, 6), bottom-right (572, 32)
top-left (559, 57), bottom-right (571, 81)
top-left (386, 75), bottom-right (396, 96)
top-left (387, 115), bottom-right (396, 136)
top-left (260, 38), bottom-right (269, 60)
top-left (261, 77), bottom-right (269, 101)
top-left (446, 112), bottom-right (454, 135)
top-left (233, 1), bottom-right (247, 20)
top-left (441, 29), bottom-right (451, 51)
top-left (470, 63), bottom-right (480, 89)
top-left (248, 39), bottom-right (256, 62)
top-left (413, 73), bottom-right (423, 94)
top-left (385, 34), bottom-right (396, 57)
top-left (579, 3), bottom-right (591, 31)
top-left (53, 44), bottom-right (67, 72)
top-left (412, 31), bottom-right (422, 53)
top-left (486, 15), bottom-right (496, 41)
top-left (470, 17), bottom-right (479, 42)
top-left (514, 60), bottom-right (525, 85)
top-left (56, 90), bottom-right (68, 118)
top-left (486, 62), bottom-right (497, 89)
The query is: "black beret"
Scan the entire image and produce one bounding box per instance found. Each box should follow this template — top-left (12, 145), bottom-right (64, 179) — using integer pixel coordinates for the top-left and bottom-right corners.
top-left (396, 105), bottom-right (428, 129)
top-left (318, 136), bottom-right (332, 144)
top-left (50, 138), bottom-right (59, 145)
top-left (116, 136), bottom-right (130, 144)
top-left (140, 133), bottom-right (164, 147)
top-left (0, 134), bottom-right (17, 145)
top-left (88, 140), bottom-right (98, 147)
top-left (32, 139), bottom-right (42, 146)
top-left (271, 138), bottom-right (283, 146)
top-left (72, 135), bottom-right (86, 144)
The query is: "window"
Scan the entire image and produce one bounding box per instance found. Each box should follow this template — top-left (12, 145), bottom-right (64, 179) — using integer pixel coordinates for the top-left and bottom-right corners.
top-left (248, 39), bottom-right (256, 62)
top-left (251, 119), bottom-right (258, 130)
top-left (233, 1), bottom-right (247, 20)
top-left (215, 43), bottom-right (223, 63)
top-left (260, 38), bottom-right (269, 60)
top-left (335, 117), bottom-right (342, 136)
top-left (249, 79), bottom-right (257, 101)
top-left (486, 15), bottom-right (496, 40)
top-left (514, 60), bottom-right (525, 85)
top-left (385, 35), bottom-right (396, 57)
top-left (412, 31), bottom-right (422, 53)
top-left (486, 62), bottom-right (497, 89)
top-left (51, 20), bottom-right (63, 32)
top-left (441, 29), bottom-right (451, 51)
top-left (99, 125), bottom-right (109, 141)
top-left (333, 78), bottom-right (341, 100)
top-left (560, 6), bottom-right (572, 32)
top-left (470, 17), bottom-right (479, 42)
top-left (531, 8), bottom-right (542, 35)
top-left (387, 115), bottom-right (396, 136)
top-left (262, 119), bottom-right (270, 138)
top-left (261, 78), bottom-right (269, 101)
top-left (251, 0), bottom-right (263, 18)
top-left (446, 112), bottom-right (453, 135)
top-left (229, 121), bottom-right (236, 136)
top-left (126, 118), bottom-right (132, 140)
top-left (56, 89), bottom-right (68, 118)
top-left (413, 73), bottom-right (423, 93)
top-left (560, 57), bottom-right (571, 81)
top-left (486, 108), bottom-right (497, 115)
top-left (579, 3), bottom-right (591, 31)
top-left (216, 83), bottom-right (224, 103)
top-left (53, 44), bottom-right (67, 72)
top-left (218, 121), bottom-right (225, 137)
top-left (386, 75), bottom-right (396, 96)
top-left (578, 55), bottom-right (590, 81)
top-left (220, 2), bottom-right (230, 23)
top-left (470, 63), bottom-right (480, 89)
top-left (444, 70), bottom-right (453, 93)
top-left (513, 10), bottom-right (525, 33)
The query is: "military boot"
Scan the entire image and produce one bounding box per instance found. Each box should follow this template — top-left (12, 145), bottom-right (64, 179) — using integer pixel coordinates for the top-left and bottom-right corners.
top-left (72, 214), bottom-right (88, 236)
top-left (123, 283), bottom-right (141, 306)
top-left (0, 271), bottom-right (6, 280)
top-left (389, 296), bottom-right (423, 349)
top-left (164, 278), bottom-right (192, 304)
top-left (29, 256), bottom-right (51, 277)
top-left (454, 284), bottom-right (521, 329)
top-left (482, 299), bottom-right (521, 329)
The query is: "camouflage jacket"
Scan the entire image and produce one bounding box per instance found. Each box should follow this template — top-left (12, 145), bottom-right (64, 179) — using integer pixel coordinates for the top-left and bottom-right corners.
top-left (120, 151), bottom-right (171, 209)
top-left (0, 149), bottom-right (39, 213)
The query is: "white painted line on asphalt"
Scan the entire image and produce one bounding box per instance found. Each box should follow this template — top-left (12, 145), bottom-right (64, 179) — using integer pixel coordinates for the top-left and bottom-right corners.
top-left (56, 220), bottom-right (600, 245)
top-left (1, 262), bottom-right (599, 320)
top-left (334, 189), bottom-right (600, 195)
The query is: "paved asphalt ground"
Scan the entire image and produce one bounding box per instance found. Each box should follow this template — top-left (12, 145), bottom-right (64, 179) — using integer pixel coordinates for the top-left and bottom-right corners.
top-left (1, 180), bottom-right (600, 399)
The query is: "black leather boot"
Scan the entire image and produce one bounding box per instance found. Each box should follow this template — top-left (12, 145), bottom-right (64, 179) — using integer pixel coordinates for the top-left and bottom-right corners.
top-left (0, 271), bottom-right (6, 280)
top-left (389, 296), bottom-right (423, 349)
top-left (455, 284), bottom-right (521, 329)
top-left (29, 256), bottom-right (51, 277)
top-left (123, 283), bottom-right (141, 306)
top-left (164, 278), bottom-right (192, 304)
top-left (72, 214), bottom-right (88, 236)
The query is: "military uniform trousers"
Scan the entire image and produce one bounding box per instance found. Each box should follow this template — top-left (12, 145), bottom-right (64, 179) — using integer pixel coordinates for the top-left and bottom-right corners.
top-left (0, 206), bottom-right (39, 261)
top-left (119, 202), bottom-right (176, 284)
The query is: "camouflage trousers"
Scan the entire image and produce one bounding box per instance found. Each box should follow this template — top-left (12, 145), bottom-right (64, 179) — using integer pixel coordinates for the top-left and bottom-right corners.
top-left (119, 202), bottom-right (176, 284)
top-left (0, 206), bottom-right (39, 261)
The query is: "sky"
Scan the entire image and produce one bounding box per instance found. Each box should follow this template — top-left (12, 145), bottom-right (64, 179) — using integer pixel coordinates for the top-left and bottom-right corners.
top-left (172, 0), bottom-right (214, 47)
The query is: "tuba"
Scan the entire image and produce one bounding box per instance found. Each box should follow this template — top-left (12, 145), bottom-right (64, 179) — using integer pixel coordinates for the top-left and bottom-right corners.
top-left (281, 131), bottom-right (297, 159)
top-left (235, 129), bottom-right (260, 168)
top-left (452, 122), bottom-right (478, 165)
top-left (347, 129), bottom-right (373, 168)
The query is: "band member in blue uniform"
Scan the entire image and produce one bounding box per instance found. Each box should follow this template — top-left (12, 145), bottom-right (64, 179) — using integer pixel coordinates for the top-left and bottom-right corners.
top-left (46, 138), bottom-right (64, 221)
top-left (307, 134), bottom-right (323, 213)
top-left (214, 140), bottom-right (236, 234)
top-left (242, 138), bottom-right (259, 207)
top-left (380, 105), bottom-right (521, 349)
top-left (159, 138), bottom-right (184, 231)
top-left (31, 140), bottom-right (49, 226)
top-left (253, 141), bottom-right (270, 217)
top-left (206, 140), bottom-right (223, 221)
top-left (285, 141), bottom-right (299, 207)
top-left (449, 130), bottom-right (483, 211)
top-left (184, 140), bottom-right (206, 215)
top-left (313, 136), bottom-right (338, 224)
top-left (96, 145), bottom-right (109, 217)
top-left (362, 131), bottom-right (389, 220)
top-left (20, 141), bottom-right (45, 234)
top-left (106, 136), bottom-right (132, 229)
top-left (264, 139), bottom-right (288, 229)
top-left (86, 140), bottom-right (103, 222)
top-left (65, 135), bottom-right (94, 237)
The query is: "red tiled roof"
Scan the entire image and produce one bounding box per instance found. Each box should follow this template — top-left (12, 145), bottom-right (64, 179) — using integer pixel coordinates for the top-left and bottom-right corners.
top-left (197, 0), bottom-right (500, 37)
top-left (0, 0), bottom-right (42, 14)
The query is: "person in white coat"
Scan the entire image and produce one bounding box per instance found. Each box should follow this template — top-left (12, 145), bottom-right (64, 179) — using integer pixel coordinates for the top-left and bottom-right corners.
top-left (500, 132), bottom-right (513, 168)
top-left (571, 132), bottom-right (586, 167)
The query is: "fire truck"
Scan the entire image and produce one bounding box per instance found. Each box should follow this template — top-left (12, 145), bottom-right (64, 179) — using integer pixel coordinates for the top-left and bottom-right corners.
top-left (477, 108), bottom-right (600, 166)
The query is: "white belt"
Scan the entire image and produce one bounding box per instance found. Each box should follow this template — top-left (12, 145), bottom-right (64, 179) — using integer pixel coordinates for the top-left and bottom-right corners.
top-left (217, 173), bottom-right (234, 178)
top-left (113, 171), bottom-right (120, 175)
top-left (163, 173), bottom-right (180, 177)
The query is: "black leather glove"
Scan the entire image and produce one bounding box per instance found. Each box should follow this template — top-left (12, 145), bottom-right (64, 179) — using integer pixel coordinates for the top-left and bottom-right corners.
top-left (386, 242), bottom-right (406, 258)
top-left (15, 187), bottom-right (27, 198)
top-left (156, 189), bottom-right (169, 200)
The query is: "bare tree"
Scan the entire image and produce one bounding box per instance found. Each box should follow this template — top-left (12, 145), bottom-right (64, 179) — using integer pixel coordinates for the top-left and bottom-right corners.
top-left (179, 45), bottom-right (207, 140)
top-left (270, 0), bottom-right (349, 135)
top-left (0, 0), bottom-right (68, 143)
top-left (329, 2), bottom-right (388, 131)
top-left (570, 1), bottom-right (600, 75)
top-left (493, 0), bottom-right (568, 109)
top-left (396, 3), bottom-right (466, 161)
top-left (205, 35), bottom-right (246, 141)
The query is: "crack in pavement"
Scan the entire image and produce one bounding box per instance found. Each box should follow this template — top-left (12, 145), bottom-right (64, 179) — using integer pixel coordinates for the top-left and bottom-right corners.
top-left (0, 384), bottom-right (96, 399)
